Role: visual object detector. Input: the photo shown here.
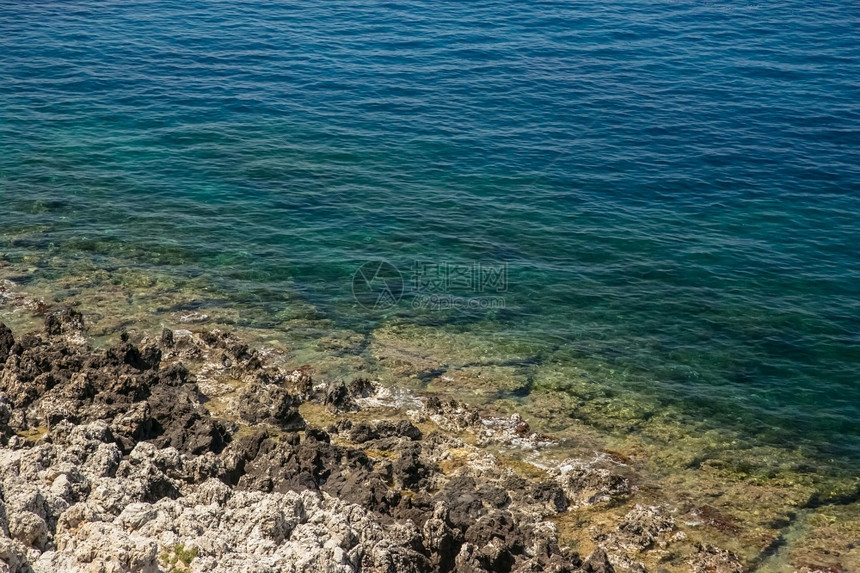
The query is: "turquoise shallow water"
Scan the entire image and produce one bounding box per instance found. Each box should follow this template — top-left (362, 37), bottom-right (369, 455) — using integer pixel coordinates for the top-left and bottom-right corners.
top-left (1, 1), bottom-right (859, 466)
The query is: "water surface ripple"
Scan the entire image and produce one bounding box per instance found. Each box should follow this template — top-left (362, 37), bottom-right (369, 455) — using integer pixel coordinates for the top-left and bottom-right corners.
top-left (1, 1), bottom-right (858, 466)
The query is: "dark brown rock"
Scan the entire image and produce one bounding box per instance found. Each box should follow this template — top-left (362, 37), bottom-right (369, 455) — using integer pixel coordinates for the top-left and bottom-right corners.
top-left (583, 548), bottom-right (615, 573)
top-left (530, 480), bottom-right (570, 513)
top-left (44, 307), bottom-right (85, 337)
top-left (347, 419), bottom-right (422, 443)
top-left (324, 380), bottom-right (354, 412)
top-left (0, 322), bottom-right (14, 365)
top-left (394, 442), bottom-right (434, 491)
top-left (236, 380), bottom-right (305, 431)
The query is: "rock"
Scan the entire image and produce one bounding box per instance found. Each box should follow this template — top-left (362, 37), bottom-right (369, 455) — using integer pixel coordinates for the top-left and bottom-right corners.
top-left (333, 467), bottom-right (400, 514)
top-left (147, 370), bottom-right (230, 455)
top-left (345, 419), bottom-right (422, 443)
top-left (160, 328), bottom-right (174, 347)
top-left (528, 480), bottom-right (569, 513)
top-left (0, 330), bottom-right (235, 457)
top-left (50, 521), bottom-right (159, 572)
top-left (425, 397), bottom-right (480, 432)
top-left (455, 542), bottom-right (492, 573)
top-left (43, 307), bottom-right (85, 338)
top-left (0, 537), bottom-right (29, 573)
top-left (615, 504), bottom-right (675, 551)
top-left (583, 548), bottom-right (615, 573)
top-left (0, 315), bottom-right (745, 573)
top-left (0, 322), bottom-right (14, 365)
top-left (552, 460), bottom-right (630, 507)
top-left (687, 543), bottom-right (744, 573)
top-left (422, 504), bottom-right (462, 571)
top-left (437, 477), bottom-right (486, 531)
top-left (236, 381), bottom-right (305, 431)
top-left (324, 381), bottom-right (355, 413)
top-left (463, 510), bottom-right (521, 570)
top-left (394, 443), bottom-right (434, 491)
top-left (8, 511), bottom-right (49, 550)
top-left (117, 503), bottom-right (157, 531)
top-left (477, 484), bottom-right (511, 509)
top-left (284, 366), bottom-right (314, 398)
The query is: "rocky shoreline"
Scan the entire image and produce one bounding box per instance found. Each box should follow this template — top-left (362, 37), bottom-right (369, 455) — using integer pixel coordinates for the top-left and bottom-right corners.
top-left (1, 273), bottom-right (858, 573)
top-left (0, 305), bottom-right (754, 573)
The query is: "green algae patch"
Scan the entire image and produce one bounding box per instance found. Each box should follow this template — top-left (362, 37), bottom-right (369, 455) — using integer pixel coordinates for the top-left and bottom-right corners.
top-left (299, 402), bottom-right (339, 429)
top-left (437, 447), bottom-right (476, 476)
top-left (368, 322), bottom-right (541, 395)
top-left (17, 425), bottom-right (49, 444)
top-left (372, 322), bottom-right (541, 366)
top-left (161, 543), bottom-right (199, 573)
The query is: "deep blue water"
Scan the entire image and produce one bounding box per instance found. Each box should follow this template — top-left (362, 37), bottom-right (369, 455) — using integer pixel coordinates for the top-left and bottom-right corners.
top-left (1, 1), bottom-right (859, 465)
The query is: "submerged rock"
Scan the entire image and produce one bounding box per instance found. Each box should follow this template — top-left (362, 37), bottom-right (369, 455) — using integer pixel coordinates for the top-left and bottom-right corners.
top-left (687, 543), bottom-right (744, 573)
top-left (614, 505), bottom-right (675, 551)
top-left (552, 459), bottom-right (631, 507)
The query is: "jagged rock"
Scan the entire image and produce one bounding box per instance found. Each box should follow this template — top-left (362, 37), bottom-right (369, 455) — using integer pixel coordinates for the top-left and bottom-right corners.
top-left (342, 419), bottom-right (422, 443)
top-left (583, 548), bottom-right (615, 573)
top-left (147, 368), bottom-right (230, 455)
top-left (324, 380), bottom-right (355, 412)
top-left (0, 323), bottom-right (233, 457)
top-left (160, 328), bottom-right (174, 347)
top-left (324, 378), bottom-right (377, 414)
top-left (552, 460), bottom-right (631, 507)
top-left (528, 480), bottom-right (569, 513)
top-left (436, 477), bottom-right (486, 531)
top-left (41, 520), bottom-right (160, 573)
top-left (463, 510), bottom-right (521, 570)
top-left (0, 537), bottom-right (29, 573)
top-left (425, 397), bottom-right (480, 432)
top-left (687, 543), bottom-right (744, 573)
top-left (43, 307), bottom-right (85, 339)
top-left (394, 442), bottom-right (435, 491)
top-left (615, 504), bottom-right (675, 551)
top-left (422, 503), bottom-right (462, 571)
top-left (8, 511), bottom-right (48, 550)
top-left (236, 381), bottom-right (305, 431)
top-left (0, 322), bottom-right (14, 365)
top-left (284, 366), bottom-right (314, 398)
top-left (513, 535), bottom-right (580, 573)
top-left (237, 435), bottom-right (325, 494)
